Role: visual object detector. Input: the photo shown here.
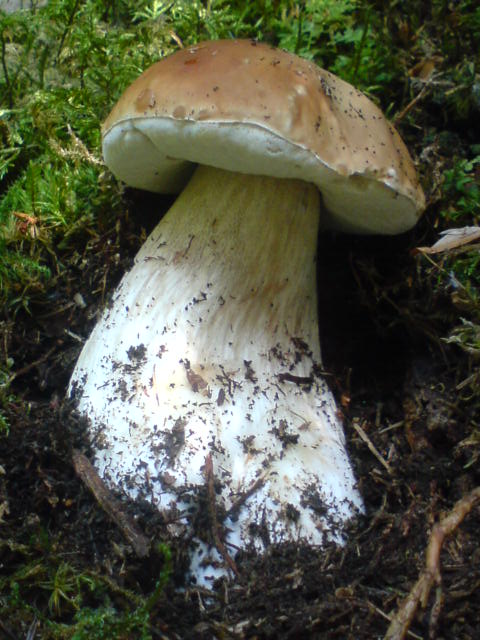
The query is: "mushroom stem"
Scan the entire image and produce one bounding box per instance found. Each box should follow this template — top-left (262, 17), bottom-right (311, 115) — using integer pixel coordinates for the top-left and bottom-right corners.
top-left (70, 165), bottom-right (362, 581)
top-left (140, 164), bottom-right (321, 359)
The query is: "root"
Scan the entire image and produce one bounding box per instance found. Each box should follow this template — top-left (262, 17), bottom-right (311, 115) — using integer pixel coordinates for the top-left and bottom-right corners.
top-left (385, 486), bottom-right (480, 640)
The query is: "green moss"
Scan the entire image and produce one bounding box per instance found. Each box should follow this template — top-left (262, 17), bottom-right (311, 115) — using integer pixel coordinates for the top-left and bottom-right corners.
top-left (442, 156), bottom-right (480, 224)
top-left (0, 538), bottom-right (172, 639)
top-left (1, 0), bottom-right (480, 637)
top-left (438, 154), bottom-right (480, 292)
top-left (0, 0), bottom-right (419, 312)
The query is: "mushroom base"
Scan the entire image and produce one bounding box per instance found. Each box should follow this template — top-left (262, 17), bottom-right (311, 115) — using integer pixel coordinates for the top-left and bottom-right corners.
top-left (69, 166), bottom-right (362, 585)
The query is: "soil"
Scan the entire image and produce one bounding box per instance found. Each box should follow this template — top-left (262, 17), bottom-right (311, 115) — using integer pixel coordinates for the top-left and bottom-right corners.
top-left (1, 189), bottom-right (479, 639)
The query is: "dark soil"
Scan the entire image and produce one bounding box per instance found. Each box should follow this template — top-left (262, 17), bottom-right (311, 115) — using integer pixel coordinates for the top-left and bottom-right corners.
top-left (1, 190), bottom-right (479, 639)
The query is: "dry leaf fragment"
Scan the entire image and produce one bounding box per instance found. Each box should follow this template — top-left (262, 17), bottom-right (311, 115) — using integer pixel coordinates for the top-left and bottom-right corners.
top-left (413, 226), bottom-right (480, 255)
top-left (408, 57), bottom-right (442, 81)
top-left (13, 211), bottom-right (39, 238)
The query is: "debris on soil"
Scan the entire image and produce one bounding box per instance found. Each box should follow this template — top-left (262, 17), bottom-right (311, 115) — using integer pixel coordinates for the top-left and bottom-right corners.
top-left (386, 486), bottom-right (480, 640)
top-left (72, 450), bottom-right (150, 559)
top-left (1, 212), bottom-right (480, 638)
top-left (1, 4), bottom-right (480, 634)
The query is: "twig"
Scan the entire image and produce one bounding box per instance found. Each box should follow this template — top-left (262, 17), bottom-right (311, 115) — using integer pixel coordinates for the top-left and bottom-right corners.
top-left (385, 486), bottom-right (480, 640)
top-left (8, 346), bottom-right (57, 384)
top-left (64, 328), bottom-right (84, 343)
top-left (204, 454), bottom-right (239, 577)
top-left (378, 421), bottom-right (404, 435)
top-left (72, 450), bottom-right (150, 558)
top-left (393, 81), bottom-right (431, 124)
top-left (363, 600), bottom-right (422, 640)
top-left (0, 619), bottom-right (17, 640)
top-left (351, 420), bottom-right (392, 475)
top-left (228, 472), bottom-right (266, 518)
top-left (26, 616), bottom-right (39, 640)
top-left (37, 301), bottom-right (76, 319)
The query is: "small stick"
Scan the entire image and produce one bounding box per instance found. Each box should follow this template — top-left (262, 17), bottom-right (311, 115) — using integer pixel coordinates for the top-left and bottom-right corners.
top-left (8, 346), bottom-right (57, 384)
top-left (385, 486), bottom-right (480, 640)
top-left (352, 420), bottom-right (392, 475)
top-left (393, 81), bottom-right (431, 124)
top-left (360, 600), bottom-right (422, 640)
top-left (72, 450), bottom-right (150, 558)
top-left (228, 473), bottom-right (266, 518)
top-left (204, 454), bottom-right (239, 577)
top-left (0, 620), bottom-right (17, 640)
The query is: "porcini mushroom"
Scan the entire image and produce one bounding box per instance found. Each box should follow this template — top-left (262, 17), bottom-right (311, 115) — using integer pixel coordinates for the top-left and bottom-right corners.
top-left (70, 40), bottom-right (425, 583)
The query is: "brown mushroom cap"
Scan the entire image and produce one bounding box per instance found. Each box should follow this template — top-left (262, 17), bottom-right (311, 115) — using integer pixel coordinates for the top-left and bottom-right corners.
top-left (103, 39), bottom-right (425, 234)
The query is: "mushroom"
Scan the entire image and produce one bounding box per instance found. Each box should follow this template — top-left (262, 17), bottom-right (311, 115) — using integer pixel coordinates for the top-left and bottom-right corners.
top-left (70, 40), bottom-right (425, 583)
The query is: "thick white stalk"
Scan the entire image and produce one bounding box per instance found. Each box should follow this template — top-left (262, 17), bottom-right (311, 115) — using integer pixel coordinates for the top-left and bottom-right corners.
top-left (70, 166), bottom-right (362, 582)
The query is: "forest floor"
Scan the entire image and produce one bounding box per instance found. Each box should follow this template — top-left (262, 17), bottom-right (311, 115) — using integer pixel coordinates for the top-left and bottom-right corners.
top-left (2, 202), bottom-right (480, 638)
top-left (1, 3), bottom-right (480, 638)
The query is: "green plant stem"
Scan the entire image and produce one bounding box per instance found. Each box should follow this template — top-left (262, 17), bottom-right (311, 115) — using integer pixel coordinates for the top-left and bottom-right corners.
top-left (351, 6), bottom-right (370, 84)
top-left (0, 30), bottom-right (12, 108)
top-left (55, 0), bottom-right (81, 63)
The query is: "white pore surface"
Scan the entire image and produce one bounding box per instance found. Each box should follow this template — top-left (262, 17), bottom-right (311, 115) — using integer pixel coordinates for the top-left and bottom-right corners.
top-left (103, 118), bottom-right (420, 235)
top-left (69, 168), bottom-right (363, 586)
